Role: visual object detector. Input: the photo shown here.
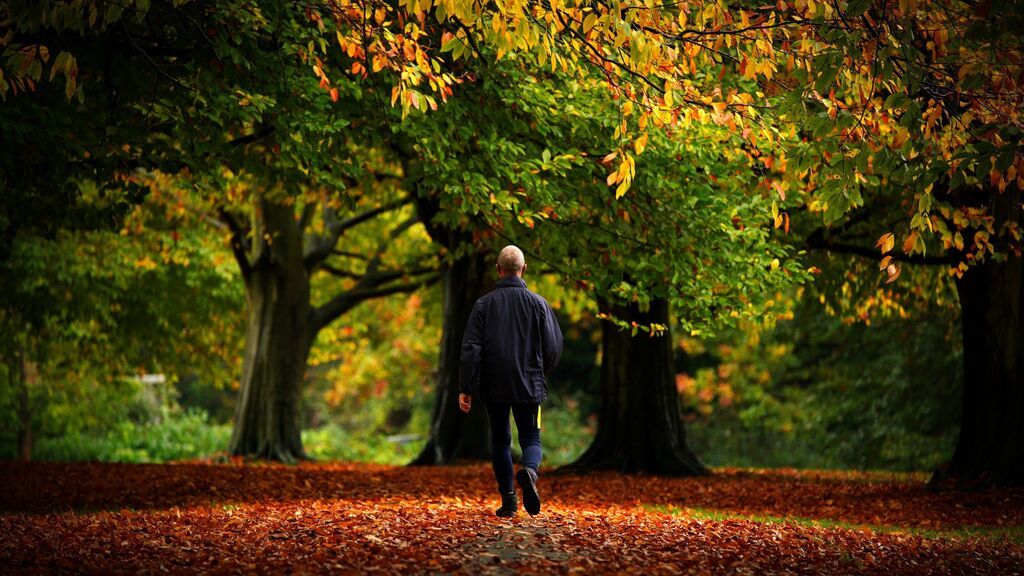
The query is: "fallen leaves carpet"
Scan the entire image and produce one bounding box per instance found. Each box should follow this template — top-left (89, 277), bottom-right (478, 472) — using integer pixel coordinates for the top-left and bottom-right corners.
top-left (1, 461), bottom-right (1022, 574)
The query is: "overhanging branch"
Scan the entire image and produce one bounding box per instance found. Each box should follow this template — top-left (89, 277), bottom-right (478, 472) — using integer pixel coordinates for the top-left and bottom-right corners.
top-left (806, 233), bottom-right (955, 266)
top-left (302, 196), bottom-right (413, 269)
top-left (343, 275), bottom-right (440, 302)
top-left (309, 268), bottom-right (440, 334)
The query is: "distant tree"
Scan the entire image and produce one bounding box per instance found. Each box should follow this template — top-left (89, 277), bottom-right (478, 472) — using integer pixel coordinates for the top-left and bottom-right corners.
top-left (0, 205), bottom-right (243, 460)
top-left (0, 0), bottom-right (445, 461)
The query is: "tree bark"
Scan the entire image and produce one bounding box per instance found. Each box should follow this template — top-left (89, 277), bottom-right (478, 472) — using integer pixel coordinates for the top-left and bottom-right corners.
top-left (569, 299), bottom-right (708, 475)
top-left (937, 186), bottom-right (1024, 486)
top-left (228, 198), bottom-right (311, 463)
top-left (411, 248), bottom-right (493, 464)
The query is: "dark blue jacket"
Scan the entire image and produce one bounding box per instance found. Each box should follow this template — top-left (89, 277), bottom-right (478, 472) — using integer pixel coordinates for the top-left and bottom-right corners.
top-left (459, 276), bottom-right (563, 403)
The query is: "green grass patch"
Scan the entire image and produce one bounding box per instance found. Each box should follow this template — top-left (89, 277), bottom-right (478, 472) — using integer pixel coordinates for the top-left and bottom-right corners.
top-left (301, 425), bottom-right (426, 464)
top-left (32, 409), bottom-right (233, 463)
top-left (706, 466), bottom-right (932, 484)
top-left (643, 504), bottom-right (1024, 545)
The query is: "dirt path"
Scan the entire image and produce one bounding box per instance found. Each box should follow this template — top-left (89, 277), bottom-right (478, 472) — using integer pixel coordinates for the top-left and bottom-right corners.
top-left (457, 516), bottom-right (571, 574)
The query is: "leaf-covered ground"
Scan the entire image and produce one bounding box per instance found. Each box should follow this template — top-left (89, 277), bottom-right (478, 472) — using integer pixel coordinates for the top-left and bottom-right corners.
top-left (2, 461), bottom-right (1023, 574)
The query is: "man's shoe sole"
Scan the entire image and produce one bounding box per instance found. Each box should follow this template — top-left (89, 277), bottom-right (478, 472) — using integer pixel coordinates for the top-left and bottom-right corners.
top-left (516, 469), bottom-right (540, 515)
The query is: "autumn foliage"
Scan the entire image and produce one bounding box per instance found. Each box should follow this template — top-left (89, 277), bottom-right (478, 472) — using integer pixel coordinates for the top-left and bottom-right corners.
top-left (2, 461), bottom-right (1022, 574)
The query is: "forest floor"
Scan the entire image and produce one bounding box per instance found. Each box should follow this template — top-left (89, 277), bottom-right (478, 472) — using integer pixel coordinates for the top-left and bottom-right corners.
top-left (2, 461), bottom-right (1023, 575)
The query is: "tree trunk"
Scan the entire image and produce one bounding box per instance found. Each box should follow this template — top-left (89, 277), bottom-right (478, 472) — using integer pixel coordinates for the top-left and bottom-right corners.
top-left (411, 248), bottom-right (493, 464)
top-left (570, 299), bottom-right (708, 475)
top-left (229, 198), bottom-right (311, 463)
top-left (16, 346), bottom-right (31, 462)
top-left (937, 186), bottom-right (1024, 486)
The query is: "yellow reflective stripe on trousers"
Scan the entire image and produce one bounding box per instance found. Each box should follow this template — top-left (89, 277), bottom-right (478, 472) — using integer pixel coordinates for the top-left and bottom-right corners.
top-left (537, 405), bottom-right (542, 430)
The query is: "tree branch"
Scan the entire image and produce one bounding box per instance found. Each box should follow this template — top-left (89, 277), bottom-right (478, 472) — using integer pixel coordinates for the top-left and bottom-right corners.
top-left (363, 215), bottom-right (419, 275)
top-left (228, 125), bottom-right (275, 147)
top-left (343, 276), bottom-right (440, 302)
top-left (359, 266), bottom-right (437, 286)
top-left (806, 233), bottom-right (955, 265)
top-left (302, 196), bottom-right (413, 268)
top-left (298, 202), bottom-right (317, 232)
top-left (332, 249), bottom-right (369, 260)
top-left (309, 270), bottom-right (440, 334)
top-left (319, 264), bottom-right (361, 279)
top-left (217, 207), bottom-right (252, 279)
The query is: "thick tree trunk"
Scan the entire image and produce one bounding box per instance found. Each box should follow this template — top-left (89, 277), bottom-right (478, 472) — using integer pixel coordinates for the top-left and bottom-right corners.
top-left (570, 299), bottom-right (707, 475)
top-left (229, 199), bottom-right (311, 463)
top-left (411, 248), bottom-right (493, 464)
top-left (937, 186), bottom-right (1023, 486)
top-left (16, 346), bottom-right (31, 462)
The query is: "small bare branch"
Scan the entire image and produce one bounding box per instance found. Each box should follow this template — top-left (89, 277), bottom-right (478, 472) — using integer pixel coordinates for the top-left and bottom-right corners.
top-left (303, 196), bottom-right (413, 268)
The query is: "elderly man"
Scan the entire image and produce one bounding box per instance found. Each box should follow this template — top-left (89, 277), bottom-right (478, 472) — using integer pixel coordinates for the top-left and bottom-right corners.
top-left (457, 245), bottom-right (563, 517)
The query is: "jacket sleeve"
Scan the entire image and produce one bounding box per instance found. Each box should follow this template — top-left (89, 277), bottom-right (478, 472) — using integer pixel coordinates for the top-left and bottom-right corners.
top-left (459, 300), bottom-right (486, 395)
top-left (541, 301), bottom-right (563, 375)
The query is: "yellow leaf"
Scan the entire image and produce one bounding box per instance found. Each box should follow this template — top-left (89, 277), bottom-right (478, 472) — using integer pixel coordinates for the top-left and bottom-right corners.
top-left (616, 159), bottom-right (630, 181)
top-left (634, 133), bottom-right (649, 155)
top-left (875, 232), bottom-right (894, 254)
top-left (615, 178), bottom-right (631, 199)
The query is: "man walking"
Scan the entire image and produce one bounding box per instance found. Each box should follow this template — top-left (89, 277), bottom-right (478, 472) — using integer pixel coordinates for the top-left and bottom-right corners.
top-left (457, 245), bottom-right (563, 517)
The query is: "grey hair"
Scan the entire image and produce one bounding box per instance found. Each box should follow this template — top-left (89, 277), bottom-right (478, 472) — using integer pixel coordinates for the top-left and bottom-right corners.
top-left (497, 245), bottom-right (526, 274)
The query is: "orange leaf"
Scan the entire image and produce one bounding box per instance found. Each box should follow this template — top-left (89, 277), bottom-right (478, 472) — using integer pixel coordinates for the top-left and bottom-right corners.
top-left (876, 232), bottom-right (895, 254)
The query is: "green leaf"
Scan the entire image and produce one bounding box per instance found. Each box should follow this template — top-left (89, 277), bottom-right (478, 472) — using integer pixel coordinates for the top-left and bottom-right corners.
top-left (814, 66), bottom-right (840, 93)
top-left (883, 92), bottom-right (908, 110)
top-left (846, 0), bottom-right (872, 16)
top-left (812, 116), bottom-right (834, 138)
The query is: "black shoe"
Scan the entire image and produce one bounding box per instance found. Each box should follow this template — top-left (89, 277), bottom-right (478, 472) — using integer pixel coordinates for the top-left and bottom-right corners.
top-left (516, 467), bottom-right (540, 516)
top-left (495, 491), bottom-right (518, 517)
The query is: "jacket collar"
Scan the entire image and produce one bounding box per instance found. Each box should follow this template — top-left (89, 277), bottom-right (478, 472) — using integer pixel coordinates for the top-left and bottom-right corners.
top-left (495, 276), bottom-right (527, 289)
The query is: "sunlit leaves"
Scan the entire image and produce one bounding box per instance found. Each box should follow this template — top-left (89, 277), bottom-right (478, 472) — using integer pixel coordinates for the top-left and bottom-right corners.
top-left (7, 0), bottom-right (1023, 279)
top-left (372, 0), bottom-right (1024, 275)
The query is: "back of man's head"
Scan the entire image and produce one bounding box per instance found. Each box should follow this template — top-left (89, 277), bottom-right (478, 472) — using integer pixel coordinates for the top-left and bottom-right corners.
top-left (497, 245), bottom-right (526, 276)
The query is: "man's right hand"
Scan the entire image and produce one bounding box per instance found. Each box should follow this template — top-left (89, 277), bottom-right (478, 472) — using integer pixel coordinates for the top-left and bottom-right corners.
top-left (458, 393), bottom-right (472, 413)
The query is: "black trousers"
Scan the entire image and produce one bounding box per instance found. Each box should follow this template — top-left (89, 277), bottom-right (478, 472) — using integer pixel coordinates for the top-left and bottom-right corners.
top-left (485, 402), bottom-right (542, 495)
